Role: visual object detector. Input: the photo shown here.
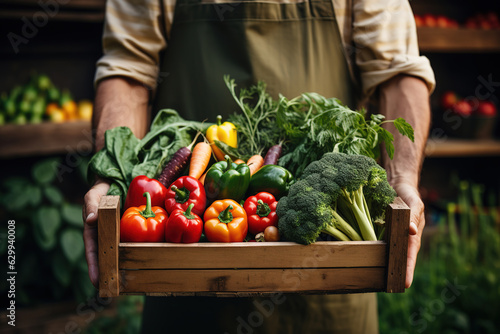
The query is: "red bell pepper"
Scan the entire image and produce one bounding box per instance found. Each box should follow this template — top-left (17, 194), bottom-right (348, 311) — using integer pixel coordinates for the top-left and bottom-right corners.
top-left (165, 176), bottom-right (206, 216)
top-left (120, 192), bottom-right (168, 242)
top-left (243, 192), bottom-right (278, 235)
top-left (124, 175), bottom-right (167, 210)
top-left (164, 203), bottom-right (203, 243)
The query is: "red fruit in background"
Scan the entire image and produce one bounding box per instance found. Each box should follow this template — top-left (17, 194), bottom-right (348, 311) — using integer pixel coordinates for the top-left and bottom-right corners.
top-left (436, 15), bottom-right (449, 28)
top-left (486, 12), bottom-right (499, 24)
top-left (448, 19), bottom-right (459, 29)
top-left (452, 100), bottom-right (473, 116)
top-left (476, 101), bottom-right (497, 116)
top-left (414, 15), bottom-right (424, 27)
top-left (480, 20), bottom-right (493, 30)
top-left (423, 14), bottom-right (437, 27)
top-left (465, 18), bottom-right (478, 29)
top-left (441, 91), bottom-right (459, 110)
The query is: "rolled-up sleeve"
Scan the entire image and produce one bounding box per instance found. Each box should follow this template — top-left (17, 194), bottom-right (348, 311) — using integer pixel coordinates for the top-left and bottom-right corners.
top-left (94, 0), bottom-right (167, 90)
top-left (351, 0), bottom-right (436, 96)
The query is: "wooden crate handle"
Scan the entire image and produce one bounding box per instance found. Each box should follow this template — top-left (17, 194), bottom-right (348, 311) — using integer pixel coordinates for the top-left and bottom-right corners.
top-left (98, 195), bottom-right (121, 297)
top-left (384, 197), bottom-right (410, 293)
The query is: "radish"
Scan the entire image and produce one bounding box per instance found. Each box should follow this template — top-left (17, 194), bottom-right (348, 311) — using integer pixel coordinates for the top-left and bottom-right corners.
top-left (263, 144), bottom-right (282, 166)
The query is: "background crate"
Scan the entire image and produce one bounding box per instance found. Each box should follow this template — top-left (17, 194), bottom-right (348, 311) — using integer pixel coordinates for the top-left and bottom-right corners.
top-left (98, 196), bottom-right (410, 297)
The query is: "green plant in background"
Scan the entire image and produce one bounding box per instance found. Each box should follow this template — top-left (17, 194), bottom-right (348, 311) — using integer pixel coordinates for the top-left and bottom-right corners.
top-left (378, 179), bottom-right (500, 333)
top-left (84, 296), bottom-right (144, 334)
top-left (0, 157), bottom-right (95, 305)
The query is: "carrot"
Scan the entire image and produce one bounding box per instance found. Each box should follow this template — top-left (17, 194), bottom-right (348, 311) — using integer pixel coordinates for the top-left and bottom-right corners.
top-left (199, 171), bottom-right (208, 185)
top-left (158, 132), bottom-right (201, 188)
top-left (246, 154), bottom-right (264, 176)
top-left (189, 141), bottom-right (212, 179)
top-left (234, 159), bottom-right (245, 164)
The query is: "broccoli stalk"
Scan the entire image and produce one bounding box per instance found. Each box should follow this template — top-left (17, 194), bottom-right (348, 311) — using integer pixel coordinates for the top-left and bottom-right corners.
top-left (322, 224), bottom-right (350, 241)
top-left (337, 185), bottom-right (377, 241)
top-left (329, 202), bottom-right (363, 241)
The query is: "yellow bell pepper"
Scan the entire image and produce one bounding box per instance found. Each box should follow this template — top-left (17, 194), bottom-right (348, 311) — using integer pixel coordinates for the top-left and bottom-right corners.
top-left (206, 115), bottom-right (237, 161)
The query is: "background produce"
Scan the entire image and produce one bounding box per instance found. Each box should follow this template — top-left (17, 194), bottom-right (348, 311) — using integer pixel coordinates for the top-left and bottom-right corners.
top-left (415, 11), bottom-right (500, 29)
top-left (436, 90), bottom-right (498, 139)
top-left (0, 73), bottom-right (93, 125)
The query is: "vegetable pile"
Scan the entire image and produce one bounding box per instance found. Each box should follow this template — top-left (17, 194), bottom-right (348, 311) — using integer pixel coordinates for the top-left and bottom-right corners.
top-left (89, 77), bottom-right (414, 244)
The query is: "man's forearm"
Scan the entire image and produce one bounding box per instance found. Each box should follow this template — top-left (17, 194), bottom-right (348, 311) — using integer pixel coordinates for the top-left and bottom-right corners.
top-left (378, 75), bottom-right (431, 187)
top-left (93, 77), bottom-right (151, 150)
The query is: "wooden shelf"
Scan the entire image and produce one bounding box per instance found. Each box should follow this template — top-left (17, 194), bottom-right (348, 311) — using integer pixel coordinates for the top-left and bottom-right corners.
top-left (0, 0), bottom-right (105, 22)
top-left (418, 27), bottom-right (500, 52)
top-left (0, 121), bottom-right (92, 159)
top-left (425, 138), bottom-right (500, 157)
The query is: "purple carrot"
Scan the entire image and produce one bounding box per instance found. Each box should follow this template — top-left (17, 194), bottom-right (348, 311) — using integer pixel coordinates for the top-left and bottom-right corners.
top-left (157, 147), bottom-right (191, 188)
top-left (263, 144), bottom-right (282, 166)
top-left (157, 132), bottom-right (202, 188)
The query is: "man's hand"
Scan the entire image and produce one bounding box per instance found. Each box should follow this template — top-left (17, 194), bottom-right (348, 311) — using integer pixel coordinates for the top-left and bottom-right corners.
top-left (82, 179), bottom-right (110, 288)
top-left (391, 182), bottom-right (425, 289)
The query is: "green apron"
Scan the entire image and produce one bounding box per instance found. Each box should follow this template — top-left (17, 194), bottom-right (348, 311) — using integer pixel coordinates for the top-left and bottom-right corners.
top-left (152, 0), bottom-right (355, 120)
top-left (144, 0), bottom-right (378, 333)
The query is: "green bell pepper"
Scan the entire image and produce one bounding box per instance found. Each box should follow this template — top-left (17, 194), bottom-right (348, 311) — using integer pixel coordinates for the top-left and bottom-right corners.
top-left (204, 155), bottom-right (251, 202)
top-left (247, 165), bottom-right (295, 199)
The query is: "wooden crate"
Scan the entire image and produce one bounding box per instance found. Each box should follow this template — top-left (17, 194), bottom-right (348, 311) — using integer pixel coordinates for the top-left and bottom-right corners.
top-left (98, 196), bottom-right (410, 297)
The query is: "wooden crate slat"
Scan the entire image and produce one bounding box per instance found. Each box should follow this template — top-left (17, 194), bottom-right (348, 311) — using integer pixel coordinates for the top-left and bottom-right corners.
top-left (119, 241), bottom-right (387, 269)
top-left (119, 267), bottom-right (386, 295)
top-left (98, 195), bottom-right (121, 297)
top-left (384, 197), bottom-right (410, 293)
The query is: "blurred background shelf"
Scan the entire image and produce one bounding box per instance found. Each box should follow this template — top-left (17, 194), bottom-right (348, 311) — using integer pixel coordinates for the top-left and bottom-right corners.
top-left (418, 28), bottom-right (500, 53)
top-left (0, 121), bottom-right (92, 158)
top-left (0, 0), bottom-right (105, 22)
top-left (425, 138), bottom-right (500, 157)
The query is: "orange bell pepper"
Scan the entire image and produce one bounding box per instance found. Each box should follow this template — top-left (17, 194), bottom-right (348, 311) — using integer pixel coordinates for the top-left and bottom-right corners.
top-left (203, 199), bottom-right (248, 242)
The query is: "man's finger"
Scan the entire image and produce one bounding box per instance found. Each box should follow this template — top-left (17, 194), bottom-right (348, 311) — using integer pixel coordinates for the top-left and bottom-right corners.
top-left (83, 182), bottom-right (110, 226)
top-left (84, 223), bottom-right (99, 287)
top-left (82, 181), bottom-right (110, 288)
top-left (406, 233), bottom-right (421, 288)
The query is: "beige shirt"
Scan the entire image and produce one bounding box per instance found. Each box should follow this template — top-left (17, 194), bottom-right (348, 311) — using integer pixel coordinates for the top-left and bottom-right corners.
top-left (95, 0), bottom-right (436, 99)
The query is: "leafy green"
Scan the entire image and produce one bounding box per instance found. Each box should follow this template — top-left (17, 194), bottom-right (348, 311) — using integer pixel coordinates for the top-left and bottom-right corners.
top-left (61, 203), bottom-right (84, 227)
top-left (275, 93), bottom-right (414, 177)
top-left (225, 76), bottom-right (281, 158)
top-left (223, 77), bottom-right (414, 178)
top-left (393, 117), bottom-right (415, 142)
top-left (52, 252), bottom-right (72, 287)
top-left (32, 157), bottom-right (60, 184)
top-left (44, 185), bottom-right (64, 205)
top-left (60, 228), bottom-right (85, 264)
top-left (87, 109), bottom-right (211, 205)
top-left (32, 206), bottom-right (61, 239)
